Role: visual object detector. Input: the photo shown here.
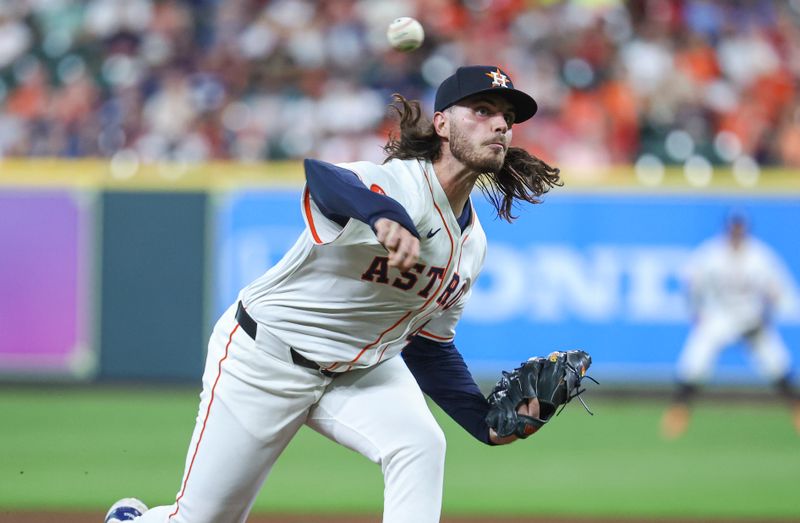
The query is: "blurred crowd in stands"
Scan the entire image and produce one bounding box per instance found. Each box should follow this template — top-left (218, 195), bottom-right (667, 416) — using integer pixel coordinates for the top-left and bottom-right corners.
top-left (1, 0), bottom-right (800, 176)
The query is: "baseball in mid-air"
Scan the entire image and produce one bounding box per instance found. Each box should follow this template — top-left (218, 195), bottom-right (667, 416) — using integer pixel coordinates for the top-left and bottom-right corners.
top-left (386, 17), bottom-right (425, 52)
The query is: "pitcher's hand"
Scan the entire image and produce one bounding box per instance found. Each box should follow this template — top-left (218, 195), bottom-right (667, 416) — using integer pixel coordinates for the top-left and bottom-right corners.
top-left (374, 218), bottom-right (420, 272)
top-left (489, 398), bottom-right (542, 445)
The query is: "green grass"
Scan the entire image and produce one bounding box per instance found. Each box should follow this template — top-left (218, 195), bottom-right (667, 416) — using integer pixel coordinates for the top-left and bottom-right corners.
top-left (1, 387), bottom-right (798, 519)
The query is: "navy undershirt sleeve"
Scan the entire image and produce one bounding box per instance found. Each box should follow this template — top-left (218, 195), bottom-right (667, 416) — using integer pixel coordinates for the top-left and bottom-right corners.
top-left (402, 335), bottom-right (494, 445)
top-left (304, 159), bottom-right (420, 238)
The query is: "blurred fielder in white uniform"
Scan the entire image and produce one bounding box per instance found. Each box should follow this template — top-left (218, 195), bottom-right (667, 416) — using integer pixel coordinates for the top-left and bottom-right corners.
top-left (661, 213), bottom-right (800, 439)
top-left (104, 65), bottom-right (563, 523)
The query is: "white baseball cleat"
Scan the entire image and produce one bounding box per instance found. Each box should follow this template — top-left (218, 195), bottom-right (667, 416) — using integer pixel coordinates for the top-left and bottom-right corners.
top-left (105, 497), bottom-right (148, 522)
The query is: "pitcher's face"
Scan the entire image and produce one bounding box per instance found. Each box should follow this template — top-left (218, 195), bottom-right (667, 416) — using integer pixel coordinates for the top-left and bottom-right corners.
top-left (446, 94), bottom-right (515, 173)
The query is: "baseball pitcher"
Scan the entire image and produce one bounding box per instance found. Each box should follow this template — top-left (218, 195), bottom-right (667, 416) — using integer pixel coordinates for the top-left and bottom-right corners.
top-left (105, 65), bottom-right (593, 523)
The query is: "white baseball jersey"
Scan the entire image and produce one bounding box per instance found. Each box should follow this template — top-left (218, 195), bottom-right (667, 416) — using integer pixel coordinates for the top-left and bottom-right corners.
top-left (684, 235), bottom-right (788, 327)
top-left (241, 157), bottom-right (487, 372)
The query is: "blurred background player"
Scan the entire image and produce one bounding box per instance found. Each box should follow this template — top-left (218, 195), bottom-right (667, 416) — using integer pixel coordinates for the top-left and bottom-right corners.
top-left (661, 213), bottom-right (800, 439)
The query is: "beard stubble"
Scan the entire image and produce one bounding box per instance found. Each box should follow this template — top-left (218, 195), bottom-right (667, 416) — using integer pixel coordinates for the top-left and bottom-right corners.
top-left (449, 123), bottom-right (505, 174)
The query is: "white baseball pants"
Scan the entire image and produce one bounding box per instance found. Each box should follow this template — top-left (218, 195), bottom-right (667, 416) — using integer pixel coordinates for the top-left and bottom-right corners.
top-left (134, 301), bottom-right (445, 523)
top-left (677, 313), bottom-right (791, 383)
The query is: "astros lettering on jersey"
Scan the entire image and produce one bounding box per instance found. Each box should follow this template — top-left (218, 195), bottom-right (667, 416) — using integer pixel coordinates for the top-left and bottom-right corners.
top-left (241, 157), bottom-right (486, 373)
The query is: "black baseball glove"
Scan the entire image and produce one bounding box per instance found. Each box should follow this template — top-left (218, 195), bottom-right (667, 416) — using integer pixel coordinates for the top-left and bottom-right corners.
top-left (485, 350), bottom-right (595, 439)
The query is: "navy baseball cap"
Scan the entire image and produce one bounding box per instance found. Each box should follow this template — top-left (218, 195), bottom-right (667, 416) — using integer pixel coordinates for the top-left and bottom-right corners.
top-left (434, 65), bottom-right (538, 123)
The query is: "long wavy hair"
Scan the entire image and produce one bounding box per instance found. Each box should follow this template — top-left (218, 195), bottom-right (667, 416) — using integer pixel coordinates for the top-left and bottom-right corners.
top-left (383, 94), bottom-right (562, 222)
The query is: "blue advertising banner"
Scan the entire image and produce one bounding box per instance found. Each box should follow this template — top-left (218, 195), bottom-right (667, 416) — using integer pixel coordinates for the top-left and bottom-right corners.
top-left (214, 190), bottom-right (800, 385)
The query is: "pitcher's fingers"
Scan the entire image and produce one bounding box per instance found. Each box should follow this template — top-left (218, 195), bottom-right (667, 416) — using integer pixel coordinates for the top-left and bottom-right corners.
top-left (391, 252), bottom-right (417, 272)
top-left (404, 237), bottom-right (420, 267)
top-left (518, 398), bottom-right (541, 419)
top-left (389, 237), bottom-right (420, 271)
top-left (379, 222), bottom-right (400, 251)
top-left (387, 249), bottom-right (405, 268)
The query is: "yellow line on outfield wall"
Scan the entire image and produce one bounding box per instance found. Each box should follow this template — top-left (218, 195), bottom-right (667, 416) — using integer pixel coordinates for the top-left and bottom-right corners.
top-left (0, 158), bottom-right (798, 193)
top-left (0, 159), bottom-right (305, 191)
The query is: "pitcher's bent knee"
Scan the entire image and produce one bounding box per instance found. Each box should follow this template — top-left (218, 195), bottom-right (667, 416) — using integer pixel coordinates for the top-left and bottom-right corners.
top-left (387, 421), bottom-right (447, 472)
top-left (423, 423), bottom-right (447, 462)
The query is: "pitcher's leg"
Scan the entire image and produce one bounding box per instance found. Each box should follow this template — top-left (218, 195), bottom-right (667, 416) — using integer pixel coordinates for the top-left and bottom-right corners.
top-left (140, 393), bottom-right (305, 523)
top-left (126, 306), bottom-right (322, 523)
top-left (307, 357), bottom-right (446, 523)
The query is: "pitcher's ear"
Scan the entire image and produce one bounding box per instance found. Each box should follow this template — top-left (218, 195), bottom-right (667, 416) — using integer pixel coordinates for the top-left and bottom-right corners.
top-left (433, 111), bottom-right (449, 139)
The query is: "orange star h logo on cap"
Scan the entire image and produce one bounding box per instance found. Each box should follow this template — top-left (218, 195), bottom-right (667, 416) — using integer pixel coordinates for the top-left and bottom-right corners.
top-left (486, 68), bottom-right (510, 88)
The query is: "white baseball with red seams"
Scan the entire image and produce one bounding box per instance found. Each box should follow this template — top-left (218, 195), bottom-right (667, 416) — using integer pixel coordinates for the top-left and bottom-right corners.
top-left (130, 157), bottom-right (486, 523)
top-left (386, 17), bottom-right (425, 52)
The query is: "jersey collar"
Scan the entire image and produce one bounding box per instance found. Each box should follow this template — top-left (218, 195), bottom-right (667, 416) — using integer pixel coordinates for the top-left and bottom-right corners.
top-left (423, 160), bottom-right (475, 235)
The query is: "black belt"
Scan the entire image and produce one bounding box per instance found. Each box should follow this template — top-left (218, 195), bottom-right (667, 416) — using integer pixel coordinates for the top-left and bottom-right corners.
top-left (235, 301), bottom-right (258, 339)
top-left (235, 301), bottom-right (337, 378)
